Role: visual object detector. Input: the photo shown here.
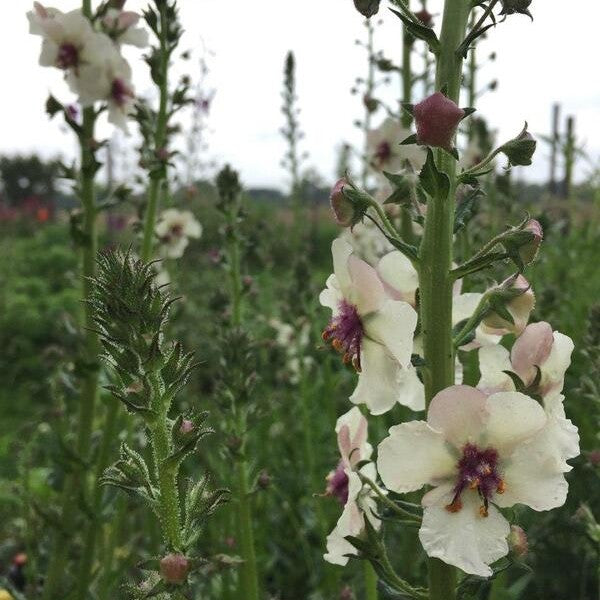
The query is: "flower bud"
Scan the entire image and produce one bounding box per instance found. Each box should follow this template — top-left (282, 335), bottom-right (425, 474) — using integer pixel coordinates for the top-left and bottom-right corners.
top-left (501, 218), bottom-right (543, 268)
top-left (179, 419), bottom-right (194, 434)
top-left (482, 275), bottom-right (535, 336)
top-left (257, 469), bottom-right (271, 489)
top-left (160, 553), bottom-right (190, 585)
top-left (500, 125), bottom-right (536, 166)
top-left (353, 0), bottom-right (381, 17)
top-left (587, 449), bottom-right (600, 467)
top-left (376, 57), bottom-right (395, 72)
top-left (330, 178), bottom-right (369, 228)
top-left (413, 92), bottom-right (465, 151)
top-left (339, 585), bottom-right (355, 600)
top-left (508, 525), bottom-right (528, 557)
top-left (500, 0), bottom-right (532, 17)
top-left (415, 8), bottom-right (433, 27)
top-left (363, 94), bottom-right (378, 114)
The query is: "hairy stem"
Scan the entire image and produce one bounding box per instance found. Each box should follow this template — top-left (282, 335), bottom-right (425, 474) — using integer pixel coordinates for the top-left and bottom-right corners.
top-left (419, 1), bottom-right (471, 599)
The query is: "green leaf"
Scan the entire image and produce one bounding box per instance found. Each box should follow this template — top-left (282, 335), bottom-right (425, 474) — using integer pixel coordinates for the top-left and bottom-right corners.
top-left (454, 187), bottom-right (484, 233)
top-left (419, 149), bottom-right (450, 200)
top-left (382, 171), bottom-right (412, 205)
top-left (389, 8), bottom-right (440, 54)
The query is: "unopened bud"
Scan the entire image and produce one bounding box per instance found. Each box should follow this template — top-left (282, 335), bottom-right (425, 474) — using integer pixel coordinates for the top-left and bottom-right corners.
top-left (339, 585), bottom-right (355, 600)
top-left (330, 178), bottom-right (365, 228)
top-left (501, 218), bottom-right (543, 268)
top-left (363, 94), bottom-right (378, 114)
top-left (160, 553), bottom-right (189, 585)
top-left (482, 274), bottom-right (535, 336)
top-left (179, 419), bottom-right (194, 434)
top-left (500, 0), bottom-right (533, 18)
top-left (257, 469), bottom-right (271, 489)
top-left (376, 58), bottom-right (395, 72)
top-left (500, 125), bottom-right (537, 166)
top-left (415, 8), bottom-right (433, 27)
top-left (508, 525), bottom-right (528, 557)
top-left (353, 0), bottom-right (381, 18)
top-left (413, 92), bottom-right (465, 152)
top-left (587, 450), bottom-right (600, 467)
top-left (156, 147), bottom-right (169, 161)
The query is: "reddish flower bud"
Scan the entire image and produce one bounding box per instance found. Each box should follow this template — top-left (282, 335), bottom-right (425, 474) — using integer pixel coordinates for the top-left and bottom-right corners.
top-left (363, 94), bottom-right (378, 114)
top-left (330, 178), bottom-right (354, 227)
top-left (179, 419), bottom-right (194, 434)
top-left (257, 469), bottom-right (271, 489)
top-left (413, 92), bottom-right (465, 151)
top-left (339, 585), bottom-right (355, 600)
top-left (508, 525), bottom-right (528, 557)
top-left (587, 450), bottom-right (600, 467)
top-left (415, 9), bottom-right (433, 26)
top-left (519, 219), bottom-right (543, 265)
top-left (159, 553), bottom-right (190, 585)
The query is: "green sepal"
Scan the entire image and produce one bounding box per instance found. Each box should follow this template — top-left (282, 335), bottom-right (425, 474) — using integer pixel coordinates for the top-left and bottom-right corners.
top-left (419, 149), bottom-right (450, 201)
top-left (389, 8), bottom-right (440, 54)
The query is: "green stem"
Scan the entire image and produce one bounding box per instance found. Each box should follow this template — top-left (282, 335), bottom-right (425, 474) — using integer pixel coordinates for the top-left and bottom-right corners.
top-left (362, 21), bottom-right (375, 188)
top-left (365, 561), bottom-right (379, 600)
top-left (42, 97), bottom-right (100, 599)
top-left (141, 3), bottom-right (170, 261)
top-left (227, 202), bottom-right (259, 599)
top-left (361, 475), bottom-right (421, 522)
top-left (419, 1), bottom-right (471, 599)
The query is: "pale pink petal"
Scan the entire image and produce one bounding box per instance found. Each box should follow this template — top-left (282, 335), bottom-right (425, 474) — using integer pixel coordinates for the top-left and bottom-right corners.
top-left (427, 385), bottom-right (488, 448)
top-left (511, 321), bottom-right (554, 384)
top-left (335, 407), bottom-right (370, 466)
top-left (331, 239), bottom-right (353, 298)
top-left (376, 251), bottom-right (418, 305)
top-left (377, 421), bottom-right (455, 493)
top-left (477, 345), bottom-right (513, 395)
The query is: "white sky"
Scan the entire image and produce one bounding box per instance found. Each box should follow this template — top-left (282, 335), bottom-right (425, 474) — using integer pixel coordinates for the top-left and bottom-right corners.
top-left (2, 0), bottom-right (599, 190)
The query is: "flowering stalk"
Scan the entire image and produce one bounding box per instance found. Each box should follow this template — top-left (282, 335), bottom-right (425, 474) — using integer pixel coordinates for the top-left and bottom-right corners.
top-left (216, 166), bottom-right (260, 600)
top-left (361, 20), bottom-right (376, 187)
top-left (418, 2), bottom-right (470, 598)
top-left (141, 0), bottom-right (174, 261)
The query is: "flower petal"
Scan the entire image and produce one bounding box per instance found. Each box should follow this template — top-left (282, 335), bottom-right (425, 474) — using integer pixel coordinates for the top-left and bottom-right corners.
top-left (377, 421), bottom-right (454, 493)
top-left (331, 239), bottom-right (353, 298)
top-left (336, 407), bottom-right (371, 466)
top-left (484, 391), bottom-right (546, 453)
top-left (319, 274), bottom-right (343, 313)
top-left (350, 338), bottom-right (402, 415)
top-left (377, 251), bottom-right (418, 304)
top-left (510, 321), bottom-right (554, 384)
top-left (419, 489), bottom-right (510, 577)
top-left (427, 385), bottom-right (488, 448)
top-left (477, 345), bottom-right (513, 395)
top-left (540, 332), bottom-right (574, 396)
top-left (364, 299), bottom-right (417, 367)
top-left (494, 431), bottom-right (569, 511)
top-left (348, 254), bottom-right (386, 315)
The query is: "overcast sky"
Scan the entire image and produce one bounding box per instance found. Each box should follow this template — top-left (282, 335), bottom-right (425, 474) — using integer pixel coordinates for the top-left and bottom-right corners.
top-left (2, 1), bottom-right (599, 190)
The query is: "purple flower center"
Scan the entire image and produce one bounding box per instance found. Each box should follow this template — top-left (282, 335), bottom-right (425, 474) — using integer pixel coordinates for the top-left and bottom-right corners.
top-left (326, 461), bottom-right (349, 505)
top-left (446, 443), bottom-right (505, 517)
top-left (57, 43), bottom-right (79, 69)
top-left (374, 141), bottom-right (392, 166)
top-left (322, 300), bottom-right (364, 371)
top-left (111, 78), bottom-right (133, 107)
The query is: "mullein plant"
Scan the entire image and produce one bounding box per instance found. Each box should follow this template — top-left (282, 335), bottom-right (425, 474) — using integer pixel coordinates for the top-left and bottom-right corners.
top-left (92, 250), bottom-right (229, 597)
top-left (321, 2), bottom-right (579, 599)
top-left (27, 1), bottom-right (148, 597)
top-left (280, 51), bottom-right (308, 223)
top-left (213, 166), bottom-right (261, 600)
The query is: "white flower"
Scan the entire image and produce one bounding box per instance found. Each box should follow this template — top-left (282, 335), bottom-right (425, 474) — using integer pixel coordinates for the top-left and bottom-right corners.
top-left (102, 8), bottom-right (149, 48)
top-left (320, 240), bottom-right (418, 414)
top-left (28, 4), bottom-right (113, 73)
top-left (366, 118), bottom-right (426, 174)
top-left (72, 50), bottom-right (135, 132)
top-left (377, 385), bottom-right (573, 577)
top-left (155, 209), bottom-right (202, 259)
top-left (324, 407), bottom-right (379, 565)
top-left (478, 322), bottom-right (579, 471)
top-left (269, 318), bottom-right (313, 385)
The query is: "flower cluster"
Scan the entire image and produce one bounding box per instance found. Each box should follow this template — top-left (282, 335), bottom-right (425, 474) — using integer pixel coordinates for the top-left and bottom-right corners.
top-left (28, 1), bottom-right (148, 131)
top-left (321, 90), bottom-right (579, 580)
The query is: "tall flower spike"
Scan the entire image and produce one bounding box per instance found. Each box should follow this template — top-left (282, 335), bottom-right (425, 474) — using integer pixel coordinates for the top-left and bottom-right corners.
top-left (377, 385), bottom-right (572, 577)
top-left (413, 92), bottom-right (465, 152)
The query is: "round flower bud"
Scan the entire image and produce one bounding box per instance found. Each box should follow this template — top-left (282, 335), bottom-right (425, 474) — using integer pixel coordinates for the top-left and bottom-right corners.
top-left (353, 0), bottom-right (381, 17)
top-left (330, 178), bottom-right (354, 227)
top-left (339, 585), bottom-right (355, 600)
top-left (160, 553), bottom-right (190, 585)
top-left (257, 469), bottom-right (271, 489)
top-left (363, 94), bottom-right (378, 114)
top-left (415, 8), bottom-right (433, 27)
top-left (500, 126), bottom-right (537, 166)
top-left (179, 419), bottom-right (194, 434)
top-left (508, 525), bottom-right (528, 557)
top-left (482, 275), bottom-right (535, 336)
top-left (413, 92), bottom-right (465, 151)
top-left (518, 219), bottom-right (543, 265)
top-left (500, 0), bottom-right (532, 16)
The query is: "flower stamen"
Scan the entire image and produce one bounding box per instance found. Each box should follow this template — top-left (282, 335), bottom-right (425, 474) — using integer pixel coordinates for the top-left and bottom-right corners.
top-left (322, 300), bottom-right (364, 372)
